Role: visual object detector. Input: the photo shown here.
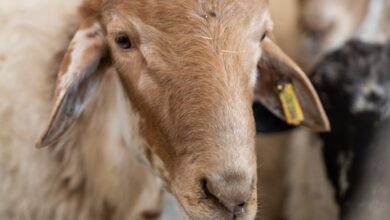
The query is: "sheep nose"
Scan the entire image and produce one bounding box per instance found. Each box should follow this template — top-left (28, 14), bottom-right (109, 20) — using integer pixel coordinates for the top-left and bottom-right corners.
top-left (307, 29), bottom-right (325, 42)
top-left (367, 91), bottom-right (382, 103)
top-left (202, 172), bottom-right (253, 214)
top-left (299, 18), bottom-right (334, 42)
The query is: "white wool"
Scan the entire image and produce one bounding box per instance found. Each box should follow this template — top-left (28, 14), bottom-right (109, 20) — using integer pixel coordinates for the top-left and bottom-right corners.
top-left (0, 0), bottom-right (172, 219)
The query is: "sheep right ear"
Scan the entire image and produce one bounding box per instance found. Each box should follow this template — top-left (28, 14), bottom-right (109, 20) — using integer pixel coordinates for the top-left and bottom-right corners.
top-left (255, 37), bottom-right (330, 132)
top-left (36, 19), bottom-right (107, 148)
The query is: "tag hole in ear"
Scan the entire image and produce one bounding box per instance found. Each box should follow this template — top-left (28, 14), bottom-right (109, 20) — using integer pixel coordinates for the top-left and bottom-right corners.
top-left (277, 84), bottom-right (284, 92)
top-left (277, 80), bottom-right (288, 92)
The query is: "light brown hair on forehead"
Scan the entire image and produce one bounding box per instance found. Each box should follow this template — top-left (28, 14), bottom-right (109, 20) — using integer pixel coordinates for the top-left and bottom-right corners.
top-left (84, 0), bottom-right (269, 27)
top-left (99, 0), bottom-right (271, 79)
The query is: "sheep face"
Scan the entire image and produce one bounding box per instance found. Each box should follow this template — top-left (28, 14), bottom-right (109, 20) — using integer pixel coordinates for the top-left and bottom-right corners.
top-left (297, 0), bottom-right (369, 67)
top-left (37, 0), bottom-right (329, 219)
top-left (312, 40), bottom-right (390, 119)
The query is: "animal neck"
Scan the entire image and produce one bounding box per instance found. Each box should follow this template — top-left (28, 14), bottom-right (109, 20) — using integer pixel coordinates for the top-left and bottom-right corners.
top-left (78, 68), bottom-right (151, 174)
top-left (50, 69), bottom-right (163, 218)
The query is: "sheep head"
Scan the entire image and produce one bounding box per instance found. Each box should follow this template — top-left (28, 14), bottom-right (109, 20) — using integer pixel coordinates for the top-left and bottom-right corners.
top-left (37, 0), bottom-right (329, 219)
top-left (297, 0), bottom-right (369, 68)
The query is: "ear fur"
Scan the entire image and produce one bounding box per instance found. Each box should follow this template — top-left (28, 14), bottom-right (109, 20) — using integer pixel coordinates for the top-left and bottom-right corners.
top-left (256, 37), bottom-right (330, 132)
top-left (36, 19), bottom-right (107, 147)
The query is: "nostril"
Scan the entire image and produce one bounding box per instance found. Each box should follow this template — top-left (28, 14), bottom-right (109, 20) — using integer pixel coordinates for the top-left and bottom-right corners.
top-left (307, 29), bottom-right (326, 42)
top-left (367, 91), bottom-right (381, 103)
top-left (299, 18), bottom-right (335, 42)
top-left (201, 178), bottom-right (220, 202)
top-left (201, 178), bottom-right (211, 196)
top-left (233, 201), bottom-right (246, 215)
top-left (201, 177), bottom-right (249, 214)
top-left (237, 201), bottom-right (246, 208)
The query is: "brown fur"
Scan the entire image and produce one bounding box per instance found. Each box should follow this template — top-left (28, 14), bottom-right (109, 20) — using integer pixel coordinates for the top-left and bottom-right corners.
top-left (35, 0), bottom-right (328, 219)
top-left (101, 2), bottom-right (263, 219)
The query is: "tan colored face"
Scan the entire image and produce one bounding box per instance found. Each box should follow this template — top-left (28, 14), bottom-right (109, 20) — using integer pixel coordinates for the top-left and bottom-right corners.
top-left (297, 0), bottom-right (369, 68)
top-left (37, 0), bottom-right (329, 219)
top-left (104, 2), bottom-right (266, 219)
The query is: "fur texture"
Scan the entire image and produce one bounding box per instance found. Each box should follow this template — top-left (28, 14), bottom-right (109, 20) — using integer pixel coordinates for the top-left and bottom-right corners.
top-left (0, 0), bottom-right (328, 219)
top-left (311, 40), bottom-right (390, 216)
top-left (0, 1), bottom-right (162, 219)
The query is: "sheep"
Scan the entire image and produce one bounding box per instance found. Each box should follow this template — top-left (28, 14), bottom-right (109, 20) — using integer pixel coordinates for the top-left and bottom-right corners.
top-left (254, 1), bottom-right (389, 219)
top-left (0, 0), bottom-right (330, 219)
top-left (311, 40), bottom-right (390, 218)
top-left (297, 0), bottom-right (390, 70)
top-left (0, 1), bottom-right (165, 219)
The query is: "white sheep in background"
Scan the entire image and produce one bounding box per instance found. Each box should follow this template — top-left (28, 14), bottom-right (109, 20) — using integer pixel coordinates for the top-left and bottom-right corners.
top-left (297, 0), bottom-right (390, 70)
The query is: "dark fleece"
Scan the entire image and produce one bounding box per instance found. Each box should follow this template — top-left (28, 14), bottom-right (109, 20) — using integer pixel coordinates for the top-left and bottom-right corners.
top-left (310, 40), bottom-right (390, 216)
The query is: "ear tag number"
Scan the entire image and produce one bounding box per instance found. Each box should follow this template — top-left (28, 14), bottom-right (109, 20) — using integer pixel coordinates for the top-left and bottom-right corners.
top-left (277, 82), bottom-right (304, 126)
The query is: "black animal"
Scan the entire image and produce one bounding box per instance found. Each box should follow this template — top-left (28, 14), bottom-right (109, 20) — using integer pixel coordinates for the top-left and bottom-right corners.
top-left (311, 40), bottom-right (390, 218)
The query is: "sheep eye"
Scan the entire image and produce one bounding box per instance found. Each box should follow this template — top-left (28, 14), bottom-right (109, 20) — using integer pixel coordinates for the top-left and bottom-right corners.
top-left (261, 32), bottom-right (267, 42)
top-left (115, 34), bottom-right (132, 49)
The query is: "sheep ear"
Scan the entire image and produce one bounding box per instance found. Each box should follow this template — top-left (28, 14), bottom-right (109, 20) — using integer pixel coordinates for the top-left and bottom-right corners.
top-left (36, 20), bottom-right (107, 148)
top-left (255, 37), bottom-right (330, 132)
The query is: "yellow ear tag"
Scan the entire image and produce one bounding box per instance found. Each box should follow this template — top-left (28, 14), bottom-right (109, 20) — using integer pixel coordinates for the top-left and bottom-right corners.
top-left (277, 82), bottom-right (304, 126)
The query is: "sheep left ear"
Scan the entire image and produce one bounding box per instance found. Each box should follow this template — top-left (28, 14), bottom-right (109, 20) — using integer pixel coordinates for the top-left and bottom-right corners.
top-left (36, 19), bottom-right (108, 148)
top-left (255, 37), bottom-right (330, 132)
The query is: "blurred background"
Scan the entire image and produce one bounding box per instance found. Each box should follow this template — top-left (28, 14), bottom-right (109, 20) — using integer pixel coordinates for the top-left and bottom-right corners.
top-left (0, 0), bottom-right (389, 219)
top-left (259, 0), bottom-right (390, 219)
